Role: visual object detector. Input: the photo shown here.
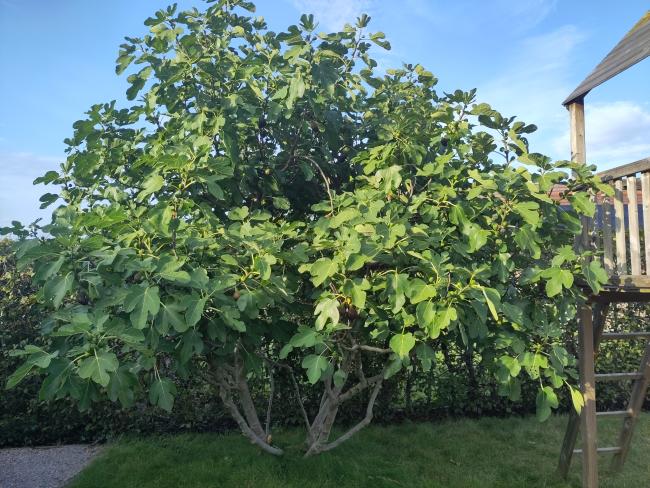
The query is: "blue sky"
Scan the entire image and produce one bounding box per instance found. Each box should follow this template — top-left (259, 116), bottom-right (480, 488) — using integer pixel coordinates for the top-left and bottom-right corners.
top-left (1, 0), bottom-right (649, 226)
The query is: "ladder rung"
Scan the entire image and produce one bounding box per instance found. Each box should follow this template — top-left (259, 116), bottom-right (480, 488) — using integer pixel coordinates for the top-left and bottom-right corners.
top-left (596, 409), bottom-right (633, 417)
top-left (595, 372), bottom-right (644, 381)
top-left (601, 332), bottom-right (650, 341)
top-left (573, 447), bottom-right (622, 455)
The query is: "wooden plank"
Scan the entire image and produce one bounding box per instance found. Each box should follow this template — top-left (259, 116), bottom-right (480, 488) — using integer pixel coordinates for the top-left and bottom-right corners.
top-left (563, 17), bottom-right (650, 106)
top-left (596, 410), bottom-right (633, 417)
top-left (601, 332), bottom-right (650, 341)
top-left (574, 447), bottom-right (622, 455)
top-left (568, 102), bottom-right (591, 260)
top-left (592, 289), bottom-right (650, 304)
top-left (595, 372), bottom-right (644, 381)
top-left (569, 101), bottom-right (587, 165)
top-left (612, 342), bottom-right (650, 470)
top-left (558, 411), bottom-right (581, 478)
top-left (598, 157), bottom-right (650, 183)
top-left (592, 303), bottom-right (611, 353)
top-left (614, 179), bottom-right (628, 275)
top-left (558, 303), bottom-right (609, 480)
top-left (582, 215), bottom-right (593, 253)
top-left (627, 176), bottom-right (642, 274)
top-left (602, 199), bottom-right (615, 275)
top-left (603, 274), bottom-right (650, 289)
top-left (578, 303), bottom-right (599, 488)
top-left (641, 172), bottom-right (650, 274)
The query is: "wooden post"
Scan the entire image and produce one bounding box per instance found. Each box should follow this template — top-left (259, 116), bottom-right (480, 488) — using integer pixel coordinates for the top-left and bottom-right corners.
top-left (569, 100), bottom-right (586, 167)
top-left (641, 172), bottom-right (650, 274)
top-left (602, 198), bottom-right (615, 275)
top-left (612, 342), bottom-right (650, 470)
top-left (566, 100), bottom-right (598, 488)
top-left (614, 180), bottom-right (628, 274)
top-left (568, 101), bottom-right (591, 252)
top-left (627, 176), bottom-right (641, 275)
top-left (578, 303), bottom-right (599, 488)
top-left (558, 303), bottom-right (608, 480)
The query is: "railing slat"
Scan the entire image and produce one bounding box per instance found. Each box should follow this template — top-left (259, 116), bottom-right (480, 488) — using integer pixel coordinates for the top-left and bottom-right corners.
top-left (642, 172), bottom-right (650, 275)
top-left (627, 176), bottom-right (641, 275)
top-left (614, 179), bottom-right (628, 275)
top-left (598, 156), bottom-right (650, 183)
top-left (602, 198), bottom-right (615, 275)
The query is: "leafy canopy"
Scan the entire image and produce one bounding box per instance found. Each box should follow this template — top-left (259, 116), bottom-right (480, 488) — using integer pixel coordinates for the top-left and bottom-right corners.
top-left (4, 0), bottom-right (609, 430)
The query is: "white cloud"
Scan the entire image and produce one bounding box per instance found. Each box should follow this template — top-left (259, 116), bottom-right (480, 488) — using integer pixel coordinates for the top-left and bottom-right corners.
top-left (552, 101), bottom-right (650, 169)
top-left (291, 0), bottom-right (373, 31)
top-left (477, 25), bottom-right (585, 159)
top-left (494, 0), bottom-right (558, 32)
top-left (0, 152), bottom-right (62, 227)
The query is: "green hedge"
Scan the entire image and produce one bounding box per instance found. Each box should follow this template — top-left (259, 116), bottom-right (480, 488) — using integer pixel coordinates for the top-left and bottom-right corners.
top-left (1, 240), bottom-right (647, 446)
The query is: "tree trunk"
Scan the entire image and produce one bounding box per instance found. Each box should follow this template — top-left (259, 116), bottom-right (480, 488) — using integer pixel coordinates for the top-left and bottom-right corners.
top-left (464, 345), bottom-right (479, 414)
top-left (209, 356), bottom-right (283, 456)
top-left (304, 372), bottom-right (384, 456)
top-left (405, 364), bottom-right (414, 415)
top-left (235, 365), bottom-right (266, 440)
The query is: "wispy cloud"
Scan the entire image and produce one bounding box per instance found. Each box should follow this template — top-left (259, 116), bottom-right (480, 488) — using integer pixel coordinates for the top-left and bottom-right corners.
top-left (494, 0), bottom-right (558, 32)
top-left (477, 25), bottom-right (585, 159)
top-left (291, 0), bottom-right (373, 31)
top-left (400, 0), bottom-right (557, 33)
top-left (552, 101), bottom-right (650, 169)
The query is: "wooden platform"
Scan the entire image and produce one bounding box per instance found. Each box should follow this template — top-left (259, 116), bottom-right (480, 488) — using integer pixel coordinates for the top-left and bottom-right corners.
top-left (558, 14), bottom-right (650, 486)
top-left (592, 276), bottom-right (650, 303)
top-left (580, 157), bottom-right (650, 299)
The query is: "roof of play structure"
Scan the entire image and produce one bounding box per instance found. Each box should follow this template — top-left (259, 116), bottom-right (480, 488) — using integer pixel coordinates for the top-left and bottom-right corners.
top-left (563, 11), bottom-right (650, 106)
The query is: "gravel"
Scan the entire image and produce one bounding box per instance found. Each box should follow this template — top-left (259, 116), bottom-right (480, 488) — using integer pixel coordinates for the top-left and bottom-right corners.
top-left (0, 444), bottom-right (102, 488)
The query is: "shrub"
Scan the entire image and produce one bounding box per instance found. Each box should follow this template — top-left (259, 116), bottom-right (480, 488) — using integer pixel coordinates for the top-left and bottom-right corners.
top-left (3, 1), bottom-right (612, 455)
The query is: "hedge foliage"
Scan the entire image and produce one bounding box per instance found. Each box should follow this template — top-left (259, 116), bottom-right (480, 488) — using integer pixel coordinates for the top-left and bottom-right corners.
top-left (1, 239), bottom-right (647, 447)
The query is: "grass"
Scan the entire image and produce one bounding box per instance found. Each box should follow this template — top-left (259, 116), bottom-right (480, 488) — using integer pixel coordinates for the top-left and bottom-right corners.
top-left (67, 413), bottom-right (650, 488)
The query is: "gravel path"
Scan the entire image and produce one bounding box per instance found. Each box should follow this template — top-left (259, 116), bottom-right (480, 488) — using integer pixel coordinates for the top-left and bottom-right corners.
top-left (0, 444), bottom-right (101, 488)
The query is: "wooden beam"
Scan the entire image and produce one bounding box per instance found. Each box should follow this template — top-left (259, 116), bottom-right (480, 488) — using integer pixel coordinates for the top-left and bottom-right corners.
top-left (614, 180), bottom-right (628, 275)
top-left (568, 101), bottom-right (591, 258)
top-left (591, 290), bottom-right (650, 304)
top-left (601, 332), bottom-right (650, 340)
top-left (598, 157), bottom-right (650, 182)
top-left (603, 274), bottom-right (650, 288)
top-left (560, 103), bottom-right (597, 488)
top-left (612, 342), bottom-right (650, 470)
top-left (563, 15), bottom-right (650, 106)
top-left (558, 303), bottom-right (609, 480)
top-left (595, 372), bottom-right (644, 381)
top-left (596, 410), bottom-right (633, 417)
top-left (602, 199), bottom-right (615, 275)
top-left (569, 101), bottom-right (587, 165)
top-left (641, 172), bottom-right (650, 274)
top-left (627, 176), bottom-right (642, 275)
top-left (578, 303), bottom-right (598, 488)
top-left (574, 446), bottom-right (621, 455)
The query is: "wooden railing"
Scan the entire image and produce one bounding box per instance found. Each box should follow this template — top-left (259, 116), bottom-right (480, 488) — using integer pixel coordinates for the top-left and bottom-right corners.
top-left (589, 157), bottom-right (650, 287)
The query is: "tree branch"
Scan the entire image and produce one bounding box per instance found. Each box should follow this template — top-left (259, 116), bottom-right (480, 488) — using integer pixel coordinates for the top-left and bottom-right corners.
top-left (344, 344), bottom-right (392, 355)
top-left (303, 155), bottom-right (334, 215)
top-left (337, 371), bottom-right (384, 405)
top-left (265, 364), bottom-right (275, 437)
top-left (307, 373), bottom-right (384, 455)
top-left (217, 375), bottom-right (284, 456)
top-left (256, 352), bottom-right (311, 431)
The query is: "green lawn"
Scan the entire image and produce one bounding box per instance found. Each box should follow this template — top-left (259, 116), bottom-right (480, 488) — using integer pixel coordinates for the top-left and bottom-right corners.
top-left (68, 414), bottom-right (650, 488)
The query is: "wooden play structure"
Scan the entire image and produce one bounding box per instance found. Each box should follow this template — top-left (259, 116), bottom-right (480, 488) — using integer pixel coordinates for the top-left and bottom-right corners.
top-left (557, 11), bottom-right (650, 488)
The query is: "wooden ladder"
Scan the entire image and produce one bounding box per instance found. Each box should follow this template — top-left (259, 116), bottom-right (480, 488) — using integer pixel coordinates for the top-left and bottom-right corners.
top-left (558, 302), bottom-right (650, 488)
